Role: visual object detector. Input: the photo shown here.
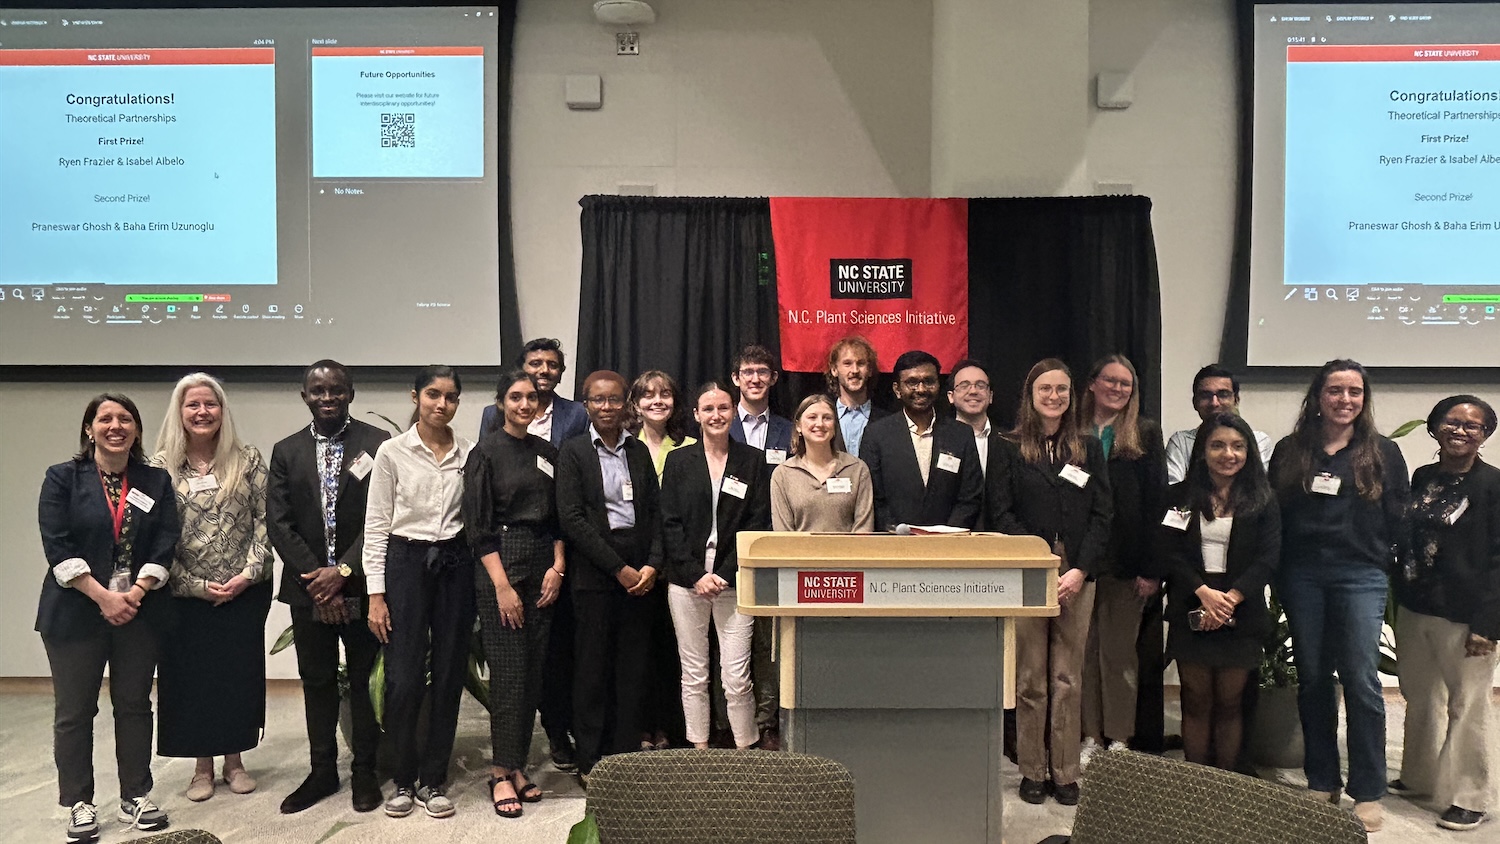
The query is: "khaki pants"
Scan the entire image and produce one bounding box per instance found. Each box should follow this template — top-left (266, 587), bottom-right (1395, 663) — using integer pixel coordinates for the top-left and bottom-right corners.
top-left (1016, 580), bottom-right (1096, 785)
top-left (1397, 606), bottom-right (1498, 812)
top-left (1082, 575), bottom-right (1144, 743)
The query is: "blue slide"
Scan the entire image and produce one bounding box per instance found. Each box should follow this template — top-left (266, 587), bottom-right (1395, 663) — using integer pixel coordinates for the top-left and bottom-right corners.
top-left (1285, 57), bottom-right (1500, 286)
top-left (0, 53), bottom-right (278, 286)
top-left (311, 48), bottom-right (484, 179)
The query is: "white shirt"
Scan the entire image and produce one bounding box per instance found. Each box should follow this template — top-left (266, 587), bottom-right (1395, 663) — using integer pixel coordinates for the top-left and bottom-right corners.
top-left (1200, 515), bottom-right (1233, 575)
top-left (528, 398), bottom-right (555, 442)
top-left (906, 411), bottom-right (936, 486)
top-left (1165, 427), bottom-right (1275, 485)
top-left (363, 425), bottom-right (474, 594)
top-left (959, 415), bottom-right (992, 476)
top-left (739, 403), bottom-right (769, 450)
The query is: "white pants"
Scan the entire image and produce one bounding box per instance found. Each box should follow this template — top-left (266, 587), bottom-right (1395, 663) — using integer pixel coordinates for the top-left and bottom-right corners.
top-left (668, 583), bottom-right (757, 747)
top-left (1398, 606), bottom-right (1498, 811)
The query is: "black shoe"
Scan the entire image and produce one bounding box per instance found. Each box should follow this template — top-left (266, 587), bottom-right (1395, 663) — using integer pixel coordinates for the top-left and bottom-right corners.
top-left (351, 771), bottom-right (382, 813)
top-left (1439, 805), bottom-right (1486, 831)
top-left (1018, 777), bottom-right (1049, 804)
top-left (756, 728), bottom-right (782, 752)
top-left (1053, 782), bottom-right (1080, 806)
top-left (549, 740), bottom-right (577, 772)
top-left (279, 771), bottom-right (339, 814)
top-left (1388, 778), bottom-right (1424, 796)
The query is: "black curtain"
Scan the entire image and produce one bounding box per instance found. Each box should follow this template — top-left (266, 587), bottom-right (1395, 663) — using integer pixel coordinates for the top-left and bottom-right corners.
top-left (575, 195), bottom-right (1161, 427)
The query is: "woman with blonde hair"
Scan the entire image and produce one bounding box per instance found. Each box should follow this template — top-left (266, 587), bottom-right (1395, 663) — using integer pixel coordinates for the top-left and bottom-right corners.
top-left (152, 373), bottom-right (273, 801)
top-left (771, 393), bottom-right (874, 534)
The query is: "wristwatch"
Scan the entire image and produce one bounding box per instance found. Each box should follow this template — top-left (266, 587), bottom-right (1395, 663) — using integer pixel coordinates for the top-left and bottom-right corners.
top-left (336, 562), bottom-right (353, 577)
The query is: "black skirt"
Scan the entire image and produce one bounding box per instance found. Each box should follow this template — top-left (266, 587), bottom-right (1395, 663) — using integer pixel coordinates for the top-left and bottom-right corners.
top-left (157, 579), bottom-right (273, 757)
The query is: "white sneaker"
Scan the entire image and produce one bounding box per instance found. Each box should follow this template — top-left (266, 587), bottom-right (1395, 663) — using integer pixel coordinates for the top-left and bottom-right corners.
top-left (1107, 740), bottom-right (1129, 753)
top-left (1080, 737), bottom-right (1101, 768)
top-left (117, 795), bottom-right (169, 832)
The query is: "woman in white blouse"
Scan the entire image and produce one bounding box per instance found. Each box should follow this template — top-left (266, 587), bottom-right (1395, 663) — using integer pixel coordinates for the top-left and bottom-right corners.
top-left (365, 365), bottom-right (475, 820)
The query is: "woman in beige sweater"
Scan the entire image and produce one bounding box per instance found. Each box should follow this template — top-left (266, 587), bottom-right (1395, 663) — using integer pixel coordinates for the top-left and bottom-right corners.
top-left (771, 394), bottom-right (875, 533)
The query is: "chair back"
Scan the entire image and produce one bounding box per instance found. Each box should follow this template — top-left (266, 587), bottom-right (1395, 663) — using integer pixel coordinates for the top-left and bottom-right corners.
top-left (129, 832), bottom-right (223, 844)
top-left (587, 749), bottom-right (856, 843)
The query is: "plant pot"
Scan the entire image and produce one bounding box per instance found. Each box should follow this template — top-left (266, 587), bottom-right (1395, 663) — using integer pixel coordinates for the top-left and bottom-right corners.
top-left (1250, 683), bottom-right (1304, 769)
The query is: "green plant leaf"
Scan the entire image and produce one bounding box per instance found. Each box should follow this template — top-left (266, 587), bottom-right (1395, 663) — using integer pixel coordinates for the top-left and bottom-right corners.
top-left (270, 623), bottom-right (296, 655)
top-left (465, 652), bottom-right (491, 712)
top-left (1389, 418), bottom-right (1425, 439)
top-left (1378, 653), bottom-right (1399, 676)
top-left (370, 649), bottom-right (386, 726)
top-left (567, 813), bottom-right (601, 844)
top-left (365, 410), bottom-right (405, 434)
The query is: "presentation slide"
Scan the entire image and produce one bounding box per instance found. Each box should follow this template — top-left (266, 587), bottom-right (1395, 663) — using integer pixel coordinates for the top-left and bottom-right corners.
top-left (0, 7), bottom-right (502, 368)
top-left (1251, 3), bottom-right (1500, 367)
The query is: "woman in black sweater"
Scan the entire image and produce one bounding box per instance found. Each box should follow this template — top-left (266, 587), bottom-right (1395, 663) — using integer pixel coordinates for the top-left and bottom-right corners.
top-left (1157, 413), bottom-right (1279, 771)
top-left (1391, 395), bottom-right (1500, 832)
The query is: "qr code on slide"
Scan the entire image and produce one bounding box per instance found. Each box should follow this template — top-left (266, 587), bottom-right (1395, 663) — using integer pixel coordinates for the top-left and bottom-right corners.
top-left (380, 113), bottom-right (415, 148)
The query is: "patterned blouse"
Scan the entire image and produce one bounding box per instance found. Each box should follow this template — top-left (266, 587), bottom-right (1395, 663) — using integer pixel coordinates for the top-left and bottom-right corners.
top-left (152, 445), bottom-right (272, 599)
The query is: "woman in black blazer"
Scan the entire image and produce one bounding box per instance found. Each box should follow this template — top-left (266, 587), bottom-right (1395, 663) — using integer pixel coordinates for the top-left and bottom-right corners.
top-left (555, 370), bottom-right (663, 780)
top-left (1157, 413), bottom-right (1279, 772)
top-left (660, 381), bottom-right (772, 750)
top-left (986, 359), bottom-right (1112, 807)
top-left (37, 393), bottom-right (180, 842)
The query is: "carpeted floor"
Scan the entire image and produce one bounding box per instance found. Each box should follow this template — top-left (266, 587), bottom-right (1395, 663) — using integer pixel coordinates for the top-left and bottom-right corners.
top-left (1, 680), bottom-right (1494, 842)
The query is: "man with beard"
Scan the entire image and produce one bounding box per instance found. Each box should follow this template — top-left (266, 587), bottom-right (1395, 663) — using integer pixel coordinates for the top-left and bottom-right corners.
top-left (826, 335), bottom-right (889, 458)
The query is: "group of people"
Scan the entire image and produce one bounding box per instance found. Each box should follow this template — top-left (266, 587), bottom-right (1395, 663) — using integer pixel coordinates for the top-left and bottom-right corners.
top-left (34, 334), bottom-right (1500, 842)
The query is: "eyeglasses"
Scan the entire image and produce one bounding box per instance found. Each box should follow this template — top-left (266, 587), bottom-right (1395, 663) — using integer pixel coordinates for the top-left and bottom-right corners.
top-left (586, 395), bottom-right (625, 408)
top-left (1097, 377), bottom-right (1133, 390)
top-left (1440, 419), bottom-right (1487, 435)
top-left (737, 367), bottom-right (773, 379)
top-left (953, 380), bottom-right (990, 394)
top-left (900, 376), bottom-right (940, 389)
top-left (1036, 384), bottom-right (1070, 396)
top-left (1194, 389), bottom-right (1236, 403)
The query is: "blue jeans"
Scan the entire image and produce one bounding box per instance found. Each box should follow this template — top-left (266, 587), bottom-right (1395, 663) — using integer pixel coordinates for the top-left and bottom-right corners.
top-left (1278, 562), bottom-right (1389, 801)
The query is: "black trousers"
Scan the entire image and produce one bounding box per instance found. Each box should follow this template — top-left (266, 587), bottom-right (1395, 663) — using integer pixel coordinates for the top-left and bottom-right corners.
top-left (475, 529), bottom-right (554, 771)
top-left (572, 530), bottom-right (655, 775)
top-left (290, 601), bottom-right (380, 776)
top-left (1133, 590), bottom-right (1167, 751)
top-left (43, 620), bottom-right (160, 806)
top-left (539, 583), bottom-right (575, 747)
top-left (643, 580), bottom-right (686, 746)
top-left (383, 537), bottom-right (476, 788)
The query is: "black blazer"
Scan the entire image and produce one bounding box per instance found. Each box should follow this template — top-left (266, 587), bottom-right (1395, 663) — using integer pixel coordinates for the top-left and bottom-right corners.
top-left (481, 395), bottom-right (589, 446)
top-left (37, 457), bottom-right (181, 639)
top-left (1397, 459), bottom-right (1500, 640)
top-left (1101, 418), bottom-right (1168, 580)
top-left (986, 435), bottom-right (1114, 576)
top-left (267, 419), bottom-right (391, 607)
top-left (1156, 482), bottom-right (1281, 639)
top-left (730, 412), bottom-right (794, 455)
top-left (660, 441), bottom-right (772, 589)
top-left (861, 413), bottom-right (984, 530)
top-left (556, 432), bottom-right (663, 593)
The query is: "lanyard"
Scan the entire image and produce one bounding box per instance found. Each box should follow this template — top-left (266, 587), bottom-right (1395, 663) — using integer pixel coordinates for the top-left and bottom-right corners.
top-left (99, 469), bottom-right (131, 543)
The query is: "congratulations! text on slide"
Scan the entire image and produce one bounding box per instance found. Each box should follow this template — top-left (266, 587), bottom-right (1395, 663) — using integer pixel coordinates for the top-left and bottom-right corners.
top-left (311, 46), bottom-right (484, 179)
top-left (1284, 44), bottom-right (1500, 286)
top-left (0, 48), bottom-right (278, 287)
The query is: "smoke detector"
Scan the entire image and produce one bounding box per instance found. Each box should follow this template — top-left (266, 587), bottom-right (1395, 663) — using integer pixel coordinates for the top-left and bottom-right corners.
top-left (593, 0), bottom-right (655, 26)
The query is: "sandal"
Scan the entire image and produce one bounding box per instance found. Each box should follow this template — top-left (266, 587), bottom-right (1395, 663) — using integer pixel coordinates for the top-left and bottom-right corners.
top-left (488, 775), bottom-right (522, 818)
top-left (511, 770), bottom-right (543, 803)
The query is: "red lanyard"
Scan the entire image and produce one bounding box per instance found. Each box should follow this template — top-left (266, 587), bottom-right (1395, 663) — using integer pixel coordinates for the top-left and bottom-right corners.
top-left (100, 469), bottom-right (131, 543)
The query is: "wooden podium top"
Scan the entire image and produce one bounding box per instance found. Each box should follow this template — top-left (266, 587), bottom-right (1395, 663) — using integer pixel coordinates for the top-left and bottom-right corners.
top-left (736, 531), bottom-right (1060, 617)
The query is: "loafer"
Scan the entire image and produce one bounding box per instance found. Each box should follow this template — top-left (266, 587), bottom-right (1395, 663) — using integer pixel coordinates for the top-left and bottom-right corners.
top-left (351, 772), bottom-right (383, 813)
top-left (223, 768), bottom-right (257, 795)
top-left (279, 771), bottom-right (338, 814)
top-left (1439, 805), bottom-right (1486, 831)
top-left (185, 772), bottom-right (214, 803)
top-left (1053, 781), bottom-right (1080, 806)
top-left (1018, 777), bottom-right (1049, 804)
top-left (549, 740), bottom-right (577, 772)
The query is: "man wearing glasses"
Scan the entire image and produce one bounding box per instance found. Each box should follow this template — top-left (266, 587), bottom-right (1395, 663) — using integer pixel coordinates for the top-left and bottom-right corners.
top-left (948, 358), bottom-right (995, 476)
top-left (729, 344), bottom-right (793, 463)
top-left (861, 349), bottom-right (984, 532)
top-left (1164, 364), bottom-right (1275, 484)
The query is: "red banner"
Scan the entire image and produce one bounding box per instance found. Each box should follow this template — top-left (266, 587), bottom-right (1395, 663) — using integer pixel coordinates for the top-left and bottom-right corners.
top-left (770, 197), bottom-right (968, 372)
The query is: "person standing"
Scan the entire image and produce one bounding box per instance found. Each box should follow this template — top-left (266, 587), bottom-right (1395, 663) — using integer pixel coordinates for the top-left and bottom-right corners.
top-left (772, 393), bottom-right (875, 533)
top-left (266, 360), bottom-right (388, 814)
top-left (1269, 359), bottom-right (1408, 833)
top-left (826, 335), bottom-right (888, 459)
top-left (39, 394), bottom-right (178, 843)
top-left (556, 370), bottom-right (663, 780)
top-left (661, 381), bottom-right (772, 751)
top-left (365, 365), bottom-right (475, 819)
top-left (1165, 365), bottom-right (1275, 485)
top-left (987, 359), bottom-right (1112, 806)
top-left (1391, 395), bottom-right (1500, 832)
top-left (152, 373), bottom-right (273, 803)
top-left (464, 370), bottom-right (566, 817)
top-left (1077, 355), bottom-right (1166, 762)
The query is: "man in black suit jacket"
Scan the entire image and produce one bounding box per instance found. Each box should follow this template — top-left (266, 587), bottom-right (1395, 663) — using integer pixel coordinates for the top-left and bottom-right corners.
top-left (862, 350), bottom-right (984, 531)
top-left (728, 343), bottom-right (793, 461)
top-left (266, 361), bottom-right (389, 814)
top-left (827, 334), bottom-right (891, 459)
top-left (479, 337), bottom-right (590, 445)
top-left (555, 370), bottom-right (663, 779)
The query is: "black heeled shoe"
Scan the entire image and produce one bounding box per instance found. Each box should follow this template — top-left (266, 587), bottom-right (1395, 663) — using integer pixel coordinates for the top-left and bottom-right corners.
top-left (488, 775), bottom-right (522, 818)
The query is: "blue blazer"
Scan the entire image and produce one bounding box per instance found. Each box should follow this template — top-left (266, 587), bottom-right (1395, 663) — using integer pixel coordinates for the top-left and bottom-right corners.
top-left (36, 457), bottom-right (181, 639)
top-left (730, 412), bottom-right (793, 455)
top-left (481, 394), bottom-right (589, 447)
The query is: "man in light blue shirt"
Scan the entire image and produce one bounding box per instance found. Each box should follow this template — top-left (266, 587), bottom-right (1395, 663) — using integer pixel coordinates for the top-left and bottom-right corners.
top-left (827, 335), bottom-right (888, 458)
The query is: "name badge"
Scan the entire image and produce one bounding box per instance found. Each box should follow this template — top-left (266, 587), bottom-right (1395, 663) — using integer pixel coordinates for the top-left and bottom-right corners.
top-left (1060, 463), bottom-right (1091, 488)
top-left (1310, 473), bottom-right (1341, 496)
top-left (622, 481), bottom-right (635, 502)
top-left (125, 486), bottom-right (155, 513)
top-left (1448, 497), bottom-right (1470, 525)
top-left (187, 474), bottom-right (219, 494)
top-left (936, 452), bottom-right (961, 474)
top-left (826, 477), bottom-right (852, 494)
top-left (537, 456), bottom-right (554, 478)
top-left (1161, 508), bottom-right (1191, 531)
top-left (722, 476), bottom-right (749, 499)
top-left (765, 448), bottom-right (787, 465)
top-left (348, 452), bottom-right (374, 480)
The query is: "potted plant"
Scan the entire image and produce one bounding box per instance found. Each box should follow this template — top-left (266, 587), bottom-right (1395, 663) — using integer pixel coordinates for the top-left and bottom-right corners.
top-left (1249, 591), bottom-right (1303, 769)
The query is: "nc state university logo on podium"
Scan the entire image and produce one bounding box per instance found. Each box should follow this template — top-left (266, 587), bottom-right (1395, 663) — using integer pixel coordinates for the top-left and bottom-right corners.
top-left (797, 571), bottom-right (864, 603)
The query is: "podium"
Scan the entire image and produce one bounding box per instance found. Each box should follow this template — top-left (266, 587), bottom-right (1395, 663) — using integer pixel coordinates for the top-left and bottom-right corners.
top-left (737, 531), bottom-right (1059, 844)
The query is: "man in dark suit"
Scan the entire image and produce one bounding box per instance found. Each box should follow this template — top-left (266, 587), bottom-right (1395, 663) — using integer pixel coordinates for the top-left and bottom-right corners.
top-left (555, 370), bottom-right (663, 782)
top-left (267, 360), bottom-right (389, 814)
top-left (728, 344), bottom-right (793, 462)
top-left (862, 349), bottom-right (985, 531)
top-left (827, 334), bottom-right (890, 459)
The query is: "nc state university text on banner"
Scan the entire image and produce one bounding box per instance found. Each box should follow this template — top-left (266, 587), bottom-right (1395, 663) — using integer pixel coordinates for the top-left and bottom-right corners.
top-left (770, 198), bottom-right (968, 371)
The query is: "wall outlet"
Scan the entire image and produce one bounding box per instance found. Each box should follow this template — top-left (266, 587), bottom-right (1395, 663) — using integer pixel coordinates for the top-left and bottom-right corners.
top-left (616, 32), bottom-right (639, 55)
